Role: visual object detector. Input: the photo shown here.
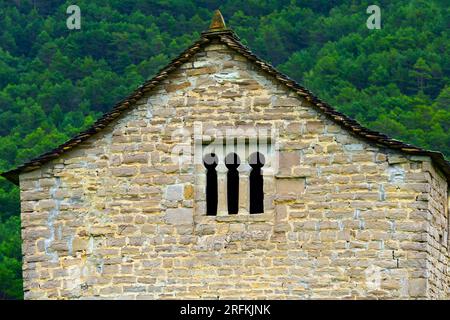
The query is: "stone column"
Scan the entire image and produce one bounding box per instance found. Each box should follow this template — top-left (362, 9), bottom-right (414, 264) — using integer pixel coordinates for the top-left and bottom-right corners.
top-left (217, 164), bottom-right (227, 215)
top-left (239, 163), bottom-right (250, 214)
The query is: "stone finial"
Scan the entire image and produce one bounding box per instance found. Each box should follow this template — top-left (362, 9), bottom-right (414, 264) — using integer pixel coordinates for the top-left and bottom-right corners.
top-left (208, 10), bottom-right (227, 32)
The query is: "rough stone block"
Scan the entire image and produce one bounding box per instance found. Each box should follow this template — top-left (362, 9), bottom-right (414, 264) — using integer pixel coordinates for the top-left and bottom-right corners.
top-left (165, 184), bottom-right (184, 201)
top-left (305, 121), bottom-right (325, 134)
top-left (111, 167), bottom-right (137, 177)
top-left (279, 152), bottom-right (300, 174)
top-left (165, 208), bottom-right (193, 225)
top-left (276, 178), bottom-right (305, 198)
top-left (408, 278), bottom-right (427, 297)
top-left (123, 153), bottom-right (148, 164)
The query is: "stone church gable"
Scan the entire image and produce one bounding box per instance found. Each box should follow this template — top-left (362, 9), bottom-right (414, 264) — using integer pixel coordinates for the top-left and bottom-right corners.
top-left (1, 11), bottom-right (449, 299)
top-left (2, 11), bottom-right (449, 185)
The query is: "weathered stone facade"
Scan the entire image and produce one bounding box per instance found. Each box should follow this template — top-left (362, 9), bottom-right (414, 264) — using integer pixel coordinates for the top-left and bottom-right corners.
top-left (10, 25), bottom-right (450, 299)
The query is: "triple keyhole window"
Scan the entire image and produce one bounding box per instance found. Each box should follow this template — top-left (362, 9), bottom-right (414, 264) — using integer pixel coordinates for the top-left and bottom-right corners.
top-left (203, 152), bottom-right (265, 215)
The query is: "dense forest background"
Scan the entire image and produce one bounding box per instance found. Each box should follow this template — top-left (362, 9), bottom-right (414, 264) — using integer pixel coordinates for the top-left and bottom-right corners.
top-left (0, 0), bottom-right (448, 299)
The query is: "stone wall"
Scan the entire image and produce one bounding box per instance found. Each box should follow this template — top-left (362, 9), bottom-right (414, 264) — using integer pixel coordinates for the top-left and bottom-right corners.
top-left (19, 40), bottom-right (449, 299)
top-left (423, 161), bottom-right (448, 298)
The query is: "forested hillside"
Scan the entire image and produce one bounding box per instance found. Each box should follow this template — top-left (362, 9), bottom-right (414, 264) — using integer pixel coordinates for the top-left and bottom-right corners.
top-left (0, 0), bottom-right (448, 299)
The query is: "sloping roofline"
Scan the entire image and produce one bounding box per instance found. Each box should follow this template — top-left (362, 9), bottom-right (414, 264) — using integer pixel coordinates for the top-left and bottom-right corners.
top-left (2, 12), bottom-right (449, 185)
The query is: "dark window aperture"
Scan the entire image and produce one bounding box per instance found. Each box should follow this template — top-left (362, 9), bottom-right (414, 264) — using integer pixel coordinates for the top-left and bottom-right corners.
top-left (225, 153), bottom-right (240, 215)
top-left (249, 152), bottom-right (265, 214)
top-left (203, 153), bottom-right (218, 216)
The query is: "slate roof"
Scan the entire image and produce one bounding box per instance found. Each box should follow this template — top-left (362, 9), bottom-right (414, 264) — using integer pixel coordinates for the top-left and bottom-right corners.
top-left (2, 11), bottom-right (449, 185)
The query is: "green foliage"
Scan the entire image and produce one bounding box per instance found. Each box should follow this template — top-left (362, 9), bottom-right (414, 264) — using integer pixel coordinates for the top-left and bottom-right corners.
top-left (0, 215), bottom-right (23, 299)
top-left (0, 0), bottom-right (448, 299)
